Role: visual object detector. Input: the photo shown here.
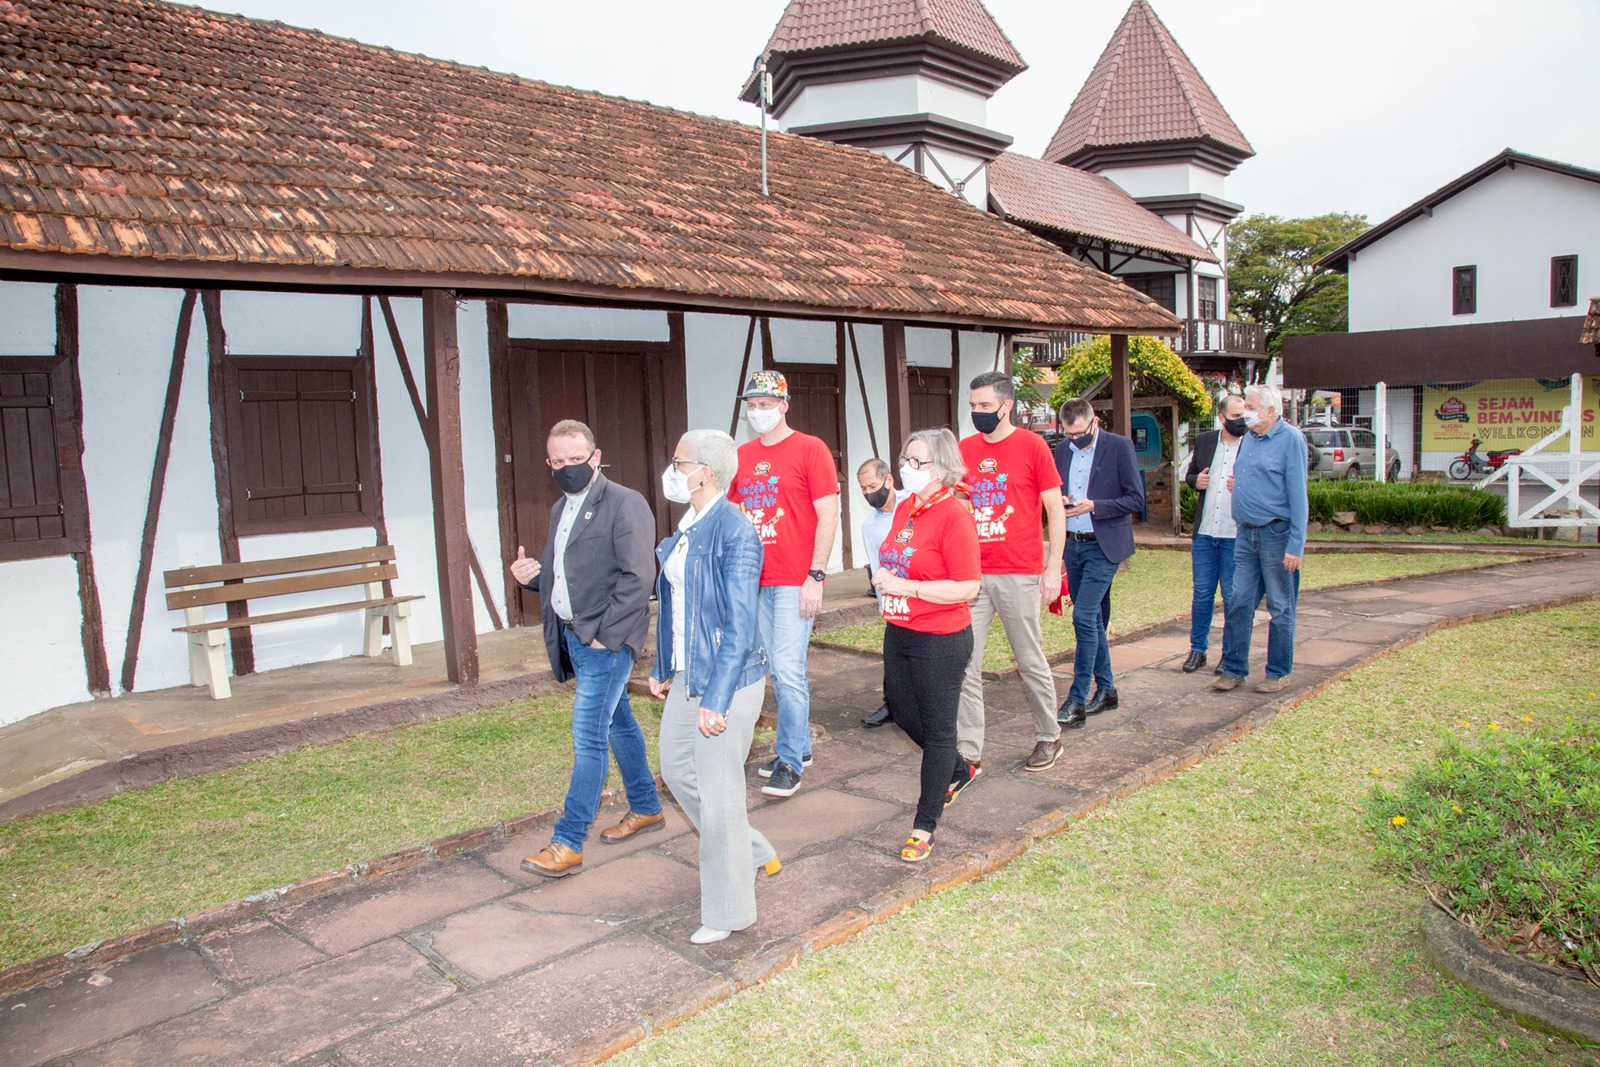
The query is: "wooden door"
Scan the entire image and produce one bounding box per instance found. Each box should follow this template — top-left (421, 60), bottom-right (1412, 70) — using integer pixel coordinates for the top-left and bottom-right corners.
top-left (770, 361), bottom-right (846, 485)
top-left (908, 366), bottom-right (957, 434)
top-left (503, 341), bottom-right (680, 624)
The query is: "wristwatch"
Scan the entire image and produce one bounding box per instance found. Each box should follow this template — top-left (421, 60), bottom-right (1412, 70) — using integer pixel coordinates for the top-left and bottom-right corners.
top-left (807, 568), bottom-right (826, 583)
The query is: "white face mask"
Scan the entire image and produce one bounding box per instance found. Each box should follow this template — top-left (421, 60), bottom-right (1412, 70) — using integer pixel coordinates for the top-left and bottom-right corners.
top-left (1242, 409), bottom-right (1263, 427)
top-left (746, 407), bottom-right (782, 435)
top-left (899, 464), bottom-right (934, 495)
top-left (661, 464), bottom-right (697, 504)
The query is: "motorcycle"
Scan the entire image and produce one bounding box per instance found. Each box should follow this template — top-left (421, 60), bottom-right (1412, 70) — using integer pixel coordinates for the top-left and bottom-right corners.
top-left (1448, 437), bottom-right (1520, 480)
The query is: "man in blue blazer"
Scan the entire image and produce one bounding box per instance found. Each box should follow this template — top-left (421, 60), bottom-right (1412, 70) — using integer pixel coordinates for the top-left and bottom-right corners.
top-left (1052, 397), bottom-right (1146, 728)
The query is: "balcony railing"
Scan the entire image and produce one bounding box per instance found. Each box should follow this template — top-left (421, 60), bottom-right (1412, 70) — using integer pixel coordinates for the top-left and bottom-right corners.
top-left (1025, 320), bottom-right (1268, 366)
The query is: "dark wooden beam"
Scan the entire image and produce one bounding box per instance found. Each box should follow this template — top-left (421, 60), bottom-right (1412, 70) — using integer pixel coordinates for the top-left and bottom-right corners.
top-left (727, 316), bottom-right (758, 437)
top-left (759, 316), bottom-right (776, 370)
top-left (201, 290), bottom-right (254, 675)
top-left (56, 285), bottom-right (111, 696)
top-left (120, 291), bottom-right (197, 693)
top-left (487, 299), bottom-right (523, 628)
top-left (835, 321), bottom-right (852, 570)
top-left (422, 290), bottom-right (479, 686)
top-left (1109, 332), bottom-right (1132, 438)
top-left (883, 321), bottom-right (911, 468)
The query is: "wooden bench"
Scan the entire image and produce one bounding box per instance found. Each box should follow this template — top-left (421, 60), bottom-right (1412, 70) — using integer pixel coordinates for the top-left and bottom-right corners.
top-left (164, 545), bottom-right (424, 700)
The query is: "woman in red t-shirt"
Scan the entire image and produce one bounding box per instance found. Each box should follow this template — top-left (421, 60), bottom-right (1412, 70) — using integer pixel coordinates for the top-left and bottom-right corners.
top-left (871, 428), bottom-right (981, 863)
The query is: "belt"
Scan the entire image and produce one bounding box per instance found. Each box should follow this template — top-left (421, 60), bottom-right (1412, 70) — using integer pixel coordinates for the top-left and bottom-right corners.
top-left (1242, 518), bottom-right (1285, 528)
top-left (1067, 531), bottom-right (1097, 542)
top-left (559, 617), bottom-right (578, 633)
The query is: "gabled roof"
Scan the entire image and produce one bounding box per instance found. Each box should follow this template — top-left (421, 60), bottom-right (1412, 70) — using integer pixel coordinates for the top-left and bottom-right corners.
top-left (1042, 1), bottom-right (1252, 167)
top-left (988, 153), bottom-right (1215, 264)
top-left (0, 0), bottom-right (1175, 334)
top-left (754, 0), bottom-right (1026, 74)
top-left (1318, 149), bottom-right (1600, 273)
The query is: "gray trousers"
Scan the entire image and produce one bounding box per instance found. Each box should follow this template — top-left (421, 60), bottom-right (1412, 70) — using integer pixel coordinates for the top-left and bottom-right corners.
top-left (659, 677), bottom-right (776, 932)
top-left (956, 571), bottom-right (1060, 762)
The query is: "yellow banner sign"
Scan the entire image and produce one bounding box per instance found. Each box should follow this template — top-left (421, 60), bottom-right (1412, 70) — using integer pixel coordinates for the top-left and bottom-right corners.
top-left (1421, 377), bottom-right (1600, 450)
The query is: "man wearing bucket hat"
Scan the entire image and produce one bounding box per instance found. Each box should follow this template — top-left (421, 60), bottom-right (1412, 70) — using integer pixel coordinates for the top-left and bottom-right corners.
top-left (727, 370), bottom-right (840, 799)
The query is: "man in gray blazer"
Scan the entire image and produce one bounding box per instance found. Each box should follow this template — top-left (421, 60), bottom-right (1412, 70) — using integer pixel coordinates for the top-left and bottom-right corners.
top-left (509, 420), bottom-right (664, 877)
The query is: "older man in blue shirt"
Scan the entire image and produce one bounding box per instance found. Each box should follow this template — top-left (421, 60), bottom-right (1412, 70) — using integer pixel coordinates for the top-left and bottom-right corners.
top-left (1213, 384), bottom-right (1308, 694)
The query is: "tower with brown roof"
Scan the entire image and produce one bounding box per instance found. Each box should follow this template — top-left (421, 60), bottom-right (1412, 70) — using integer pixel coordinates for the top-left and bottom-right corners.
top-left (1043, 0), bottom-right (1253, 327)
top-left (741, 0), bottom-right (1025, 209)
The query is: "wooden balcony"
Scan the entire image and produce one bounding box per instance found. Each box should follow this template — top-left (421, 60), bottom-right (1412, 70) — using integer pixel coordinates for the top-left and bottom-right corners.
top-left (1026, 319), bottom-right (1267, 366)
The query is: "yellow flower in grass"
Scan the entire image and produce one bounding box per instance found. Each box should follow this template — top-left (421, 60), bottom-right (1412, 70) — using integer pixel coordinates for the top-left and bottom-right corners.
top-left (1521, 714), bottom-right (1534, 723)
top-left (1456, 720), bottom-right (1470, 727)
top-left (1487, 721), bottom-right (1501, 730)
top-left (1452, 805), bottom-right (1463, 814)
top-left (1391, 815), bottom-right (1407, 827)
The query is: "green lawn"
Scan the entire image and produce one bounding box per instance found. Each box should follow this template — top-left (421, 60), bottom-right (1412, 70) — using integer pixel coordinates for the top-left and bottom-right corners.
top-left (0, 694), bottom-right (665, 969)
top-left (821, 551), bottom-right (1518, 671)
top-left (615, 603), bottom-right (1600, 1067)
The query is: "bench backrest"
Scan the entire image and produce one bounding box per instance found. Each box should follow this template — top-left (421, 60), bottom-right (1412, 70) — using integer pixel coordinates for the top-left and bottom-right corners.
top-left (164, 545), bottom-right (398, 611)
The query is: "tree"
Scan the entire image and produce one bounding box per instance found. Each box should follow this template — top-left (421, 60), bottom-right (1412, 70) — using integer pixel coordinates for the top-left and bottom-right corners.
top-left (1048, 335), bottom-right (1213, 424)
top-left (1227, 213), bottom-right (1369, 361)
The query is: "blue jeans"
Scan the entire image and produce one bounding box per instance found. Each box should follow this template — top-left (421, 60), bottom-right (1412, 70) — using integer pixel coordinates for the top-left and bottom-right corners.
top-left (1189, 534), bottom-right (1236, 653)
top-left (551, 630), bottom-right (662, 852)
top-left (1220, 521), bottom-right (1301, 681)
top-left (758, 585), bottom-right (814, 773)
top-left (1063, 538), bottom-right (1118, 704)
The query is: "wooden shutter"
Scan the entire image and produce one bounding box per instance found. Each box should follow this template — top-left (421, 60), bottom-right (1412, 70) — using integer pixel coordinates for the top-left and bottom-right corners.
top-left (227, 356), bottom-right (376, 534)
top-left (0, 357), bottom-right (85, 561)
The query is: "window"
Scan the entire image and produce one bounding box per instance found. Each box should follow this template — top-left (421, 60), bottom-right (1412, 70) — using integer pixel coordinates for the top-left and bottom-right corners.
top-left (1351, 429), bottom-right (1377, 451)
top-left (1452, 266), bottom-right (1476, 315)
top-left (0, 356), bottom-right (88, 562)
top-left (223, 356), bottom-right (380, 535)
top-left (1197, 276), bottom-right (1218, 319)
top-left (1306, 430), bottom-right (1341, 448)
top-left (1551, 255), bottom-right (1578, 308)
top-left (1123, 273), bottom-right (1176, 313)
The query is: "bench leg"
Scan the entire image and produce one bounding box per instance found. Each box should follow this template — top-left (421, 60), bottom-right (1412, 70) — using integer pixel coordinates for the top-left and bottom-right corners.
top-left (201, 632), bottom-right (231, 700)
top-left (187, 634), bottom-right (209, 688)
top-left (363, 607), bottom-right (386, 658)
top-left (389, 605), bottom-right (414, 668)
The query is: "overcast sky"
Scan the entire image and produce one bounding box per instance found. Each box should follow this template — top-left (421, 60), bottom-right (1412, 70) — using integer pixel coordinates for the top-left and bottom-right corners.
top-left (205, 0), bottom-right (1599, 226)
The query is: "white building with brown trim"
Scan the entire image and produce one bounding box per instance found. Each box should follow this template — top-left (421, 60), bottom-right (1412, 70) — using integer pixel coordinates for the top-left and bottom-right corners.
top-left (0, 0), bottom-right (1180, 723)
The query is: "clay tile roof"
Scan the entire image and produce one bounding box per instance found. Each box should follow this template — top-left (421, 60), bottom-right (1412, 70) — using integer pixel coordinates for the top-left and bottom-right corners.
top-left (758, 0), bottom-right (1025, 73)
top-left (1042, 1), bottom-right (1252, 164)
top-left (0, 0), bottom-right (1173, 334)
top-left (988, 153), bottom-right (1215, 264)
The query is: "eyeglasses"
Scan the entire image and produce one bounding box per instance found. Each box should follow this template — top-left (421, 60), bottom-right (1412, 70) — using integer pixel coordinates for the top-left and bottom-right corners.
top-left (669, 457), bottom-right (701, 470)
top-left (899, 454), bottom-right (933, 470)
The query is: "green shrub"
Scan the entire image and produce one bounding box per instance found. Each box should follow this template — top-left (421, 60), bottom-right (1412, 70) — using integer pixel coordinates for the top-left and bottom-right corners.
top-left (1308, 481), bottom-right (1505, 530)
top-left (1180, 482), bottom-right (1198, 527)
top-left (1368, 725), bottom-right (1600, 976)
top-left (1049, 336), bottom-right (1213, 423)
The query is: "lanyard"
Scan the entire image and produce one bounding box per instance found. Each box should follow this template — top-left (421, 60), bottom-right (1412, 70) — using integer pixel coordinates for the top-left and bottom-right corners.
top-left (902, 485), bottom-right (951, 533)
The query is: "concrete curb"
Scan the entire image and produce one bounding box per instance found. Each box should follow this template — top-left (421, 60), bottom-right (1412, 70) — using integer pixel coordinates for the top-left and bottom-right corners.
top-left (1421, 903), bottom-right (1600, 1045)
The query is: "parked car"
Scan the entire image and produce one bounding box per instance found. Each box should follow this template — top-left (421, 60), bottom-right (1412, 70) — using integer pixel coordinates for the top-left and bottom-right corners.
top-left (1304, 426), bottom-right (1402, 481)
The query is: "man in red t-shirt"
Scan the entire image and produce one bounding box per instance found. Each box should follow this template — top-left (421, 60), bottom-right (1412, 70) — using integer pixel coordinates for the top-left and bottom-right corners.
top-left (957, 371), bottom-right (1067, 774)
top-left (726, 370), bottom-right (840, 799)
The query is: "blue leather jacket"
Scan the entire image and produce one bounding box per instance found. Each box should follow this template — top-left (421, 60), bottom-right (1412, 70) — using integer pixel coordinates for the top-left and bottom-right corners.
top-left (651, 497), bottom-right (768, 712)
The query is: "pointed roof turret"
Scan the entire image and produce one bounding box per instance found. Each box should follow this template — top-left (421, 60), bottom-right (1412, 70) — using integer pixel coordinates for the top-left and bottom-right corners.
top-left (741, 0), bottom-right (1026, 110)
top-left (1042, 1), bottom-right (1252, 173)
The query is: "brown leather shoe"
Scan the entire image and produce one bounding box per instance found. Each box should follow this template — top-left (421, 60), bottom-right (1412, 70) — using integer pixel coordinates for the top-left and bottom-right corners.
top-left (599, 810), bottom-right (666, 844)
top-left (1024, 739), bottom-right (1062, 771)
top-left (520, 842), bottom-right (583, 878)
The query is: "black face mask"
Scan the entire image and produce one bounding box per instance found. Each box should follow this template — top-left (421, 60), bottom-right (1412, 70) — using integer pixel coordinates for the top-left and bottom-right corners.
top-left (1222, 417), bottom-right (1249, 438)
top-left (551, 454), bottom-right (596, 494)
top-left (1067, 429), bottom-right (1095, 450)
top-left (864, 485), bottom-right (892, 510)
top-left (972, 408), bottom-right (1006, 435)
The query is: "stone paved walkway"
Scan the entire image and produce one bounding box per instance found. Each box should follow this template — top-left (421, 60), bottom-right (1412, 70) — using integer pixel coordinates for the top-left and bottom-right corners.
top-left (4, 554), bottom-right (1599, 1066)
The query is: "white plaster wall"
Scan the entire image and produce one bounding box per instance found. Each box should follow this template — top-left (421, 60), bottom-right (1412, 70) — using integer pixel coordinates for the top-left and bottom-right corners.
top-left (905, 326), bottom-right (952, 370)
top-left (841, 322), bottom-right (887, 572)
top-left (923, 145), bottom-right (989, 208)
top-left (1357, 386), bottom-right (1416, 477)
top-left (778, 74), bottom-right (988, 130)
top-left (506, 303), bottom-right (670, 342)
top-left (958, 330), bottom-right (1007, 437)
top-left (1348, 166), bottom-right (1600, 332)
top-left (0, 280), bottom-right (56, 354)
top-left (1097, 162), bottom-right (1226, 199)
top-left (683, 312), bottom-right (760, 441)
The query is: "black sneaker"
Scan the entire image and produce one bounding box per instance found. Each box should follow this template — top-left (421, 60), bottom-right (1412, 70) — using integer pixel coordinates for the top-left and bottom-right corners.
top-left (761, 762), bottom-right (803, 798)
top-left (757, 754), bottom-right (813, 778)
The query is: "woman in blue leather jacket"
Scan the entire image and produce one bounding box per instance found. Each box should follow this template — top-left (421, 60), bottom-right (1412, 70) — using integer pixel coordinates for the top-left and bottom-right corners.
top-left (650, 428), bottom-right (777, 945)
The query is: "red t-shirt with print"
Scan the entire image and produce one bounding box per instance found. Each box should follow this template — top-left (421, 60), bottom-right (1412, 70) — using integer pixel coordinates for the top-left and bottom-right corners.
top-left (876, 492), bottom-right (980, 635)
top-left (958, 428), bottom-right (1062, 574)
top-left (727, 431), bottom-right (839, 586)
